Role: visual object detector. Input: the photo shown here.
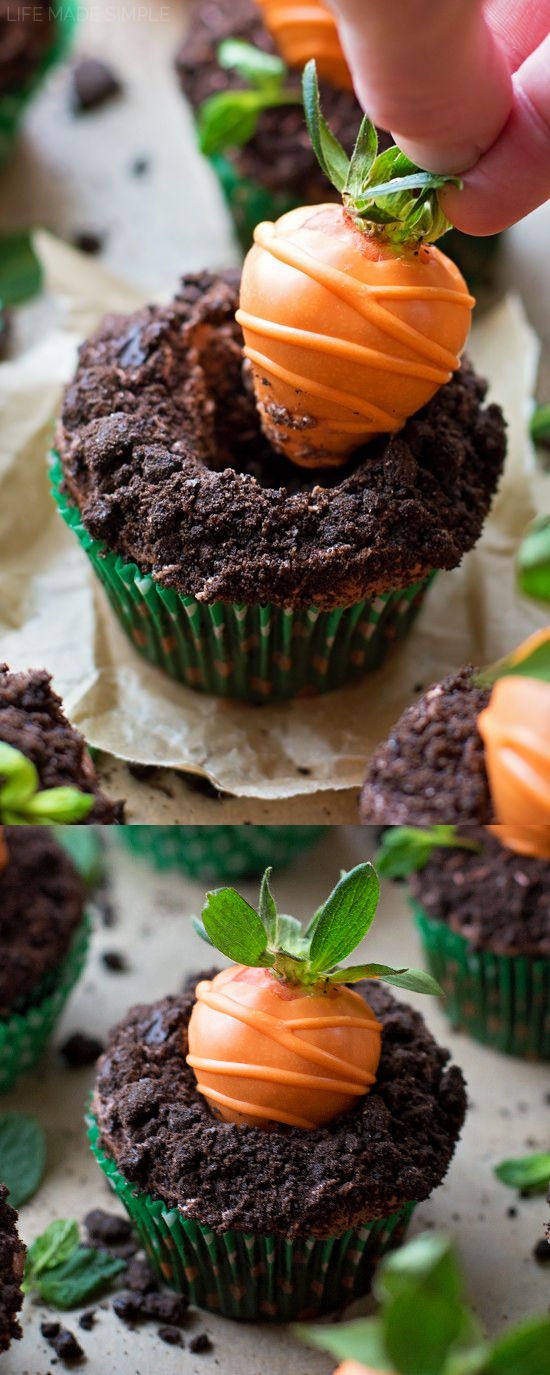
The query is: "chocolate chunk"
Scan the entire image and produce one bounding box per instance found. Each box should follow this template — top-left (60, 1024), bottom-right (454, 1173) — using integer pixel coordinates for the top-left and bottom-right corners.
top-left (101, 951), bottom-right (129, 973)
top-left (189, 1333), bottom-right (212, 1353)
top-left (41, 1321), bottom-right (61, 1340)
top-left (42, 1326), bottom-right (84, 1365)
top-left (123, 1256), bottom-right (158, 1294)
top-left (72, 232), bottom-right (104, 257)
top-left (84, 1210), bottom-right (133, 1246)
top-left (112, 1292), bottom-right (143, 1326)
top-left (533, 1238), bottom-right (550, 1263)
top-left (60, 1033), bottom-right (105, 1068)
top-left (71, 58), bottom-right (122, 112)
top-left (158, 1326), bottom-right (182, 1345)
top-left (78, 1311), bottom-right (96, 1331)
top-left (142, 1292), bottom-right (189, 1325)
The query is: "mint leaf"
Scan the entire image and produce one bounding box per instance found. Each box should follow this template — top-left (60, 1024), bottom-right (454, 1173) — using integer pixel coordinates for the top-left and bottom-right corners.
top-left (24, 1219), bottom-right (79, 1288)
top-left (0, 1111), bottom-right (46, 1208)
top-left (494, 1152), bottom-right (550, 1194)
top-left (36, 1246), bottom-right (125, 1308)
top-left (302, 60), bottom-right (350, 193)
top-left (530, 404), bottom-right (550, 446)
top-left (295, 1317), bottom-right (391, 1369)
top-left (0, 232), bottom-right (42, 306)
top-left (485, 1316), bottom-right (550, 1374)
top-left (198, 90), bottom-right (268, 156)
top-left (202, 887), bottom-right (271, 966)
top-left (517, 516), bottom-right (550, 604)
top-left (375, 827), bottom-right (479, 879)
top-left (307, 863), bottom-right (380, 973)
top-left (218, 38), bottom-right (286, 85)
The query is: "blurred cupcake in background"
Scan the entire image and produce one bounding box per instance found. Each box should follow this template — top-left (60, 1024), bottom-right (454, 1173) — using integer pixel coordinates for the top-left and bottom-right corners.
top-left (0, 1), bottom-right (77, 166)
top-left (117, 824), bottom-right (323, 881)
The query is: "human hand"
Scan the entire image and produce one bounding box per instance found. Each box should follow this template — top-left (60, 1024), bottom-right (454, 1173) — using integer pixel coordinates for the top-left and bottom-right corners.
top-left (328, 0), bottom-right (550, 235)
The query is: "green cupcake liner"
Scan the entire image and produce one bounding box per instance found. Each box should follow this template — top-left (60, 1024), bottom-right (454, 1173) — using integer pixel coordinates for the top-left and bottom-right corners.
top-left (117, 824), bottom-right (323, 881)
top-left (209, 152), bottom-right (501, 287)
top-left (57, 828), bottom-right (103, 887)
top-left (88, 1115), bottom-right (416, 1321)
top-left (413, 902), bottom-right (550, 1060)
top-left (0, 4), bottom-right (77, 168)
top-left (51, 456), bottom-right (434, 703)
top-left (0, 913), bottom-right (91, 1093)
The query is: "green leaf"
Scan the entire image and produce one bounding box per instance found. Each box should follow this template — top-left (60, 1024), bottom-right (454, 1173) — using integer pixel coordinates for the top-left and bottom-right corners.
top-left (192, 914), bottom-right (215, 947)
top-left (485, 1316), bottom-right (550, 1374)
top-left (375, 1232), bottom-right (462, 1304)
top-left (24, 1219), bottom-right (79, 1287)
top-left (275, 914), bottom-right (309, 957)
top-left (0, 1112), bottom-right (46, 1208)
top-left (198, 90), bottom-right (267, 156)
top-left (302, 60), bottom-right (350, 194)
top-left (517, 515), bottom-right (550, 604)
top-left (307, 863), bottom-right (380, 973)
top-left (22, 787), bottom-right (95, 823)
top-left (201, 887), bottom-right (269, 966)
top-left (494, 1152), bottom-right (550, 1194)
top-left (345, 114), bottom-right (378, 199)
top-left (258, 867), bottom-right (277, 941)
top-left (0, 742), bottom-right (39, 808)
top-left (327, 961), bottom-right (408, 984)
top-left (295, 1317), bottom-right (392, 1369)
top-left (476, 637), bottom-right (550, 688)
top-left (36, 1246), bottom-right (125, 1308)
top-left (375, 827), bottom-right (480, 879)
top-left (0, 232), bottom-right (42, 306)
top-left (530, 404), bottom-right (550, 445)
top-left (218, 38), bottom-right (286, 85)
top-left (381, 967), bottom-right (443, 996)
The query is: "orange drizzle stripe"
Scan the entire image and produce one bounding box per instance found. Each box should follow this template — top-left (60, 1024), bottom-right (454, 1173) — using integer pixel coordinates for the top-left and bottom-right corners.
top-left (195, 986), bottom-right (378, 1085)
top-left (253, 222), bottom-right (467, 371)
top-left (196, 1084), bottom-right (318, 1130)
top-left (187, 1055), bottom-right (375, 1093)
top-left (236, 308), bottom-right (451, 385)
top-left (279, 1014), bottom-right (382, 1030)
top-left (243, 346), bottom-right (399, 429)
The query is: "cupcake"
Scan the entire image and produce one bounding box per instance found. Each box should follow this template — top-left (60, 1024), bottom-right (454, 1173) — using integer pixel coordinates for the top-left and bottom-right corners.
top-left (0, 2), bottom-right (76, 166)
top-left (118, 824), bottom-right (323, 880)
top-left (53, 81), bottom-right (505, 703)
top-left (0, 827), bottom-right (90, 1092)
top-left (378, 823), bottom-right (550, 1060)
top-left (0, 1186), bottom-right (25, 1353)
top-left (0, 663), bottom-right (124, 824)
top-left (360, 628), bottom-right (550, 837)
top-left (176, 0), bottom-right (500, 282)
top-left (90, 863), bottom-right (466, 1321)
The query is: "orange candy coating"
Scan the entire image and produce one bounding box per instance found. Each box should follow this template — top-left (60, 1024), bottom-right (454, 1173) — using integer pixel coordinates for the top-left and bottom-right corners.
top-left (186, 964), bottom-right (382, 1130)
top-left (334, 1364), bottom-right (387, 1375)
top-left (237, 204), bottom-right (474, 468)
top-left (255, 0), bottom-right (353, 90)
top-left (477, 629), bottom-right (550, 857)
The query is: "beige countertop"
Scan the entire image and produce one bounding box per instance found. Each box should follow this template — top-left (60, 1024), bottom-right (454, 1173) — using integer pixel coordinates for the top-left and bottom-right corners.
top-left (0, 2), bottom-right (549, 822)
top-left (4, 827), bottom-right (550, 1374)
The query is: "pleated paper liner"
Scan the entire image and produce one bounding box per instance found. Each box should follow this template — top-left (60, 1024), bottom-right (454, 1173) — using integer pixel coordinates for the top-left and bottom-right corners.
top-left (208, 151), bottom-right (501, 286)
top-left (51, 455), bottom-right (434, 703)
top-left (88, 1115), bottom-right (416, 1322)
top-left (413, 903), bottom-right (550, 1060)
top-left (0, 4), bottom-right (77, 168)
top-left (118, 824), bottom-right (323, 880)
top-left (0, 913), bottom-right (91, 1093)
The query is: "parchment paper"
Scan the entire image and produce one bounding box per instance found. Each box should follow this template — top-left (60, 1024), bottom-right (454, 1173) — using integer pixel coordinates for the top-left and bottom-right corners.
top-left (0, 231), bottom-right (547, 799)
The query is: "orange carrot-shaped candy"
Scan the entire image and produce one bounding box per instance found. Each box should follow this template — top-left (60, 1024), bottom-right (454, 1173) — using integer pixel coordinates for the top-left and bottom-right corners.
top-left (255, 0), bottom-right (352, 89)
top-left (238, 62), bottom-right (474, 468)
top-left (477, 629), bottom-right (550, 855)
top-left (187, 864), bottom-right (441, 1130)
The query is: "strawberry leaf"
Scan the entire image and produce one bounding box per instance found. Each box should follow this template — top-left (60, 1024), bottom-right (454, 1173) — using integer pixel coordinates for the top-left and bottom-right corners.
top-left (517, 515), bottom-right (550, 604)
top-left (302, 60), bottom-right (350, 193)
top-left (307, 863), bottom-right (380, 973)
top-left (201, 887), bottom-right (271, 966)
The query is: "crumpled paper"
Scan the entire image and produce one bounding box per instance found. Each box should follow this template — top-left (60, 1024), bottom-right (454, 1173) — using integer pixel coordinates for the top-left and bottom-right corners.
top-left (0, 231), bottom-right (547, 799)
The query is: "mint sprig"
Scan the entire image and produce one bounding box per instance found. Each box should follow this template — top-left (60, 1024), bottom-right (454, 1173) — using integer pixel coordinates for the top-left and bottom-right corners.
top-left (23, 1217), bottom-right (125, 1308)
top-left (0, 232), bottom-right (42, 306)
top-left (297, 1231), bottom-right (550, 1374)
top-left (0, 1111), bottom-right (46, 1208)
top-left (197, 40), bottom-right (301, 157)
top-left (375, 827), bottom-right (481, 880)
top-left (0, 742), bottom-right (94, 825)
top-left (194, 864), bottom-right (442, 997)
top-left (303, 62), bottom-right (460, 244)
top-left (494, 1151), bottom-right (550, 1195)
top-left (517, 515), bottom-right (550, 604)
top-left (530, 403), bottom-right (550, 448)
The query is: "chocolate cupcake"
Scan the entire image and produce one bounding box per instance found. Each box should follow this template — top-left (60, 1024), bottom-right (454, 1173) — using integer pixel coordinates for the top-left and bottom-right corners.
top-left (118, 824), bottom-right (323, 880)
top-left (0, 1186), bottom-right (25, 1352)
top-left (90, 864), bottom-right (466, 1320)
top-left (0, 663), bottom-right (124, 824)
top-left (53, 270), bottom-right (505, 702)
top-left (360, 629), bottom-right (550, 840)
top-left (0, 2), bottom-right (76, 165)
top-left (0, 827), bottom-right (90, 1091)
top-left (176, 0), bottom-right (500, 283)
top-left (393, 824), bottom-right (550, 1059)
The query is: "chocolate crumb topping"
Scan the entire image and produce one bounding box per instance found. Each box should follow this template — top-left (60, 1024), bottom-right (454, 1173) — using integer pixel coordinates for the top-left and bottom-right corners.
top-left (0, 829), bottom-right (84, 1014)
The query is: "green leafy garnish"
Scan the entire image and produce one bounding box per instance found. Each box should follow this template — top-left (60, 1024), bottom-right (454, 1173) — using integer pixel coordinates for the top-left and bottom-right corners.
top-left (23, 1217), bottom-right (125, 1307)
top-left (303, 62), bottom-right (460, 245)
top-left (0, 232), bottom-right (42, 307)
top-left (195, 864), bottom-right (442, 997)
top-left (530, 404), bottom-right (550, 447)
top-left (197, 40), bottom-right (301, 157)
top-left (375, 827), bottom-right (481, 880)
top-left (494, 1151), bottom-right (550, 1194)
top-left (0, 1112), bottom-right (46, 1208)
top-left (0, 742), bottom-right (94, 824)
top-left (475, 637), bottom-right (550, 688)
top-left (517, 515), bottom-right (550, 604)
top-left (297, 1231), bottom-right (550, 1374)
